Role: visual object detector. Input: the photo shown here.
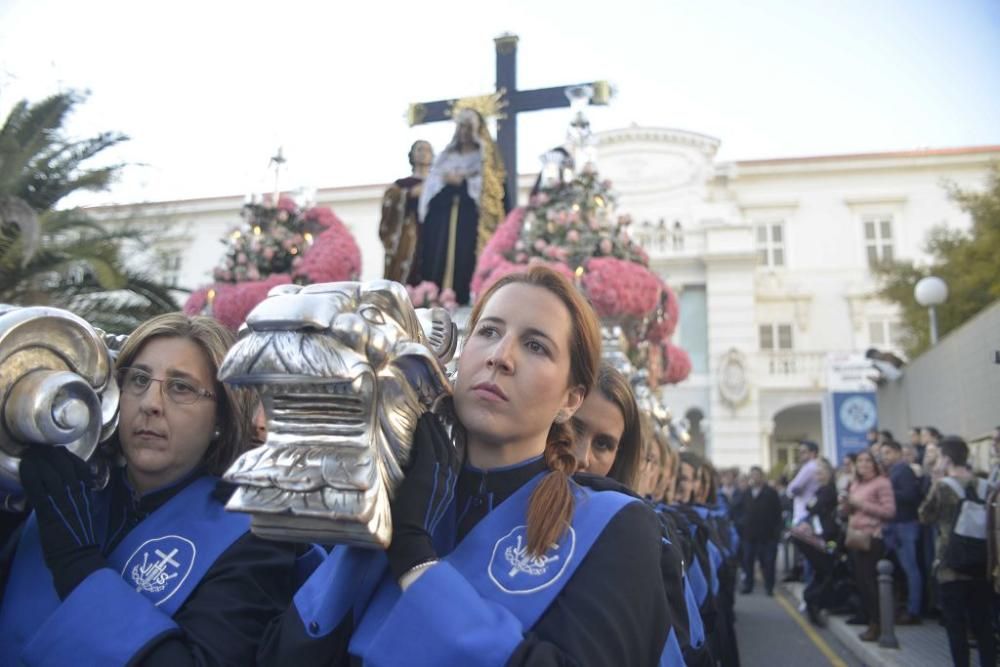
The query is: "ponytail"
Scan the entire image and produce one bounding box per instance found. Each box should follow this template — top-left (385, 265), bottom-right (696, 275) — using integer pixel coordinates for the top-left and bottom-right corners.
top-left (525, 421), bottom-right (578, 557)
top-left (467, 265), bottom-right (601, 558)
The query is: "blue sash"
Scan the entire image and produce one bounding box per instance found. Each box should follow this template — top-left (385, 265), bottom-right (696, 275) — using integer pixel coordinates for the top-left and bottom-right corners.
top-left (0, 475), bottom-right (250, 666)
top-left (347, 474), bottom-right (636, 663)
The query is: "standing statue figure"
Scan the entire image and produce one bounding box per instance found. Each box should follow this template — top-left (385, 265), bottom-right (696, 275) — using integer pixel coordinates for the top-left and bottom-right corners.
top-left (379, 140), bottom-right (434, 284)
top-left (418, 108), bottom-right (505, 305)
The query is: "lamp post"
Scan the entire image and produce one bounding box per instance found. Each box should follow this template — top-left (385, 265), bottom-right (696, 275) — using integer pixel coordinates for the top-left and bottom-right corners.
top-left (914, 276), bottom-right (948, 345)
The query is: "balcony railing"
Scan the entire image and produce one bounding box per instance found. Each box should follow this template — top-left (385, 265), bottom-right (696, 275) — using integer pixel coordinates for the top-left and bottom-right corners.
top-left (632, 223), bottom-right (706, 258)
top-left (757, 351), bottom-right (827, 388)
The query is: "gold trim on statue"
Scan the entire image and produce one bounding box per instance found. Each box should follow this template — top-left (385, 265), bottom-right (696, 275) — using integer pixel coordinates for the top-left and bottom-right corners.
top-left (448, 91), bottom-right (508, 121)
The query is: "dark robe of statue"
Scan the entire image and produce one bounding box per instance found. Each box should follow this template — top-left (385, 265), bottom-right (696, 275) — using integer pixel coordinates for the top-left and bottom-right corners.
top-left (418, 109), bottom-right (504, 305)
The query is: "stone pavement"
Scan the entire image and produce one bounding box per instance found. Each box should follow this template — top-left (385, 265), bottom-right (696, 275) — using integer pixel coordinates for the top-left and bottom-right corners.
top-left (783, 581), bottom-right (963, 667)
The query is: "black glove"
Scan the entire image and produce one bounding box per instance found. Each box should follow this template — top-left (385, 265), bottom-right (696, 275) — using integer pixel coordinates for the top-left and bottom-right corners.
top-left (19, 446), bottom-right (106, 599)
top-left (386, 412), bottom-right (461, 581)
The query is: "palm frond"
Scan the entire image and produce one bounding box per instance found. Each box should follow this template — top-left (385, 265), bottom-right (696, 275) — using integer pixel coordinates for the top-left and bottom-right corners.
top-left (0, 93), bottom-right (79, 193)
top-left (0, 91), bottom-right (179, 330)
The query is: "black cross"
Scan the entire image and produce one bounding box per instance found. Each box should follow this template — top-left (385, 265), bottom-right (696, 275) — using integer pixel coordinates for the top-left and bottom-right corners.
top-left (408, 33), bottom-right (611, 212)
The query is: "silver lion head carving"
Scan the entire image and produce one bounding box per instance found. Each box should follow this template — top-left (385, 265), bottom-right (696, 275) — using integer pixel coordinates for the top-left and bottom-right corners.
top-left (0, 305), bottom-right (121, 509)
top-left (219, 280), bottom-right (457, 547)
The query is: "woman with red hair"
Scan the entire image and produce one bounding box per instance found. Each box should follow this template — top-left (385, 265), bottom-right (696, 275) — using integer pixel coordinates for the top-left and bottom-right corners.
top-left (260, 266), bottom-right (679, 666)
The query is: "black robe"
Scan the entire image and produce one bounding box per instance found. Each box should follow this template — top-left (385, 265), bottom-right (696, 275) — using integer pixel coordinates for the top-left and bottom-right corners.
top-left (0, 469), bottom-right (302, 666)
top-left (257, 458), bottom-right (673, 666)
top-left (419, 181), bottom-right (479, 305)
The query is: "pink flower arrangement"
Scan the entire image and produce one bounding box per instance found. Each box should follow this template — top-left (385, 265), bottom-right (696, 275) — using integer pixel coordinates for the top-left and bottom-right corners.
top-left (302, 205), bottom-right (342, 230)
top-left (581, 257), bottom-right (661, 319)
top-left (473, 257), bottom-right (575, 298)
top-left (406, 281), bottom-right (438, 307)
top-left (646, 281), bottom-right (680, 342)
top-left (186, 200), bottom-right (362, 330)
top-left (471, 208), bottom-right (526, 296)
top-left (277, 195), bottom-right (298, 214)
top-left (661, 343), bottom-right (692, 385)
top-left (406, 281), bottom-right (458, 311)
top-left (184, 274), bottom-right (292, 331)
top-left (291, 216), bottom-right (361, 284)
top-left (184, 287), bottom-right (209, 316)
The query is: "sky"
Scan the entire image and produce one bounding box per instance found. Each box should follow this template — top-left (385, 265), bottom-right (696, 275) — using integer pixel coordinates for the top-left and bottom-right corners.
top-left (1, 0), bottom-right (998, 207)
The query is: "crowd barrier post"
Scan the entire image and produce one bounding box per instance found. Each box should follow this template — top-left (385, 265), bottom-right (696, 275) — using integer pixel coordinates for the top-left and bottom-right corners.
top-left (877, 558), bottom-right (900, 649)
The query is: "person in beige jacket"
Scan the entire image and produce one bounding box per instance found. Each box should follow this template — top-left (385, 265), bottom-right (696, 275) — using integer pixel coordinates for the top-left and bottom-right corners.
top-left (841, 450), bottom-right (896, 642)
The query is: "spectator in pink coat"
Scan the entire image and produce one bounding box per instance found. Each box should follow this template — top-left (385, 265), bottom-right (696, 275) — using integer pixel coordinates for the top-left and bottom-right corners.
top-left (842, 450), bottom-right (896, 642)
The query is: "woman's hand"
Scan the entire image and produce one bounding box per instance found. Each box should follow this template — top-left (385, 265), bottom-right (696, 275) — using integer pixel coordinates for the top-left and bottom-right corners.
top-left (837, 491), bottom-right (852, 514)
top-left (386, 412), bottom-right (461, 582)
top-left (19, 446), bottom-right (106, 599)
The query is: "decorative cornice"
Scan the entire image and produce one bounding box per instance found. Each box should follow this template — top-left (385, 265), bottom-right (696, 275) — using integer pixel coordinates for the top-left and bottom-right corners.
top-left (843, 194), bottom-right (908, 208)
top-left (736, 145), bottom-right (1000, 166)
top-left (740, 200), bottom-right (800, 211)
top-left (596, 127), bottom-right (721, 156)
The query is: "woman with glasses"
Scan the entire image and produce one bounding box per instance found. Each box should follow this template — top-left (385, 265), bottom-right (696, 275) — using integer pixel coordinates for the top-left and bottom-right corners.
top-left (0, 313), bottom-right (302, 665)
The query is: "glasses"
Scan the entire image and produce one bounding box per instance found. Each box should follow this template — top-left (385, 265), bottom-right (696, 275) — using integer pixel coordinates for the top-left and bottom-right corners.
top-left (117, 367), bottom-right (216, 405)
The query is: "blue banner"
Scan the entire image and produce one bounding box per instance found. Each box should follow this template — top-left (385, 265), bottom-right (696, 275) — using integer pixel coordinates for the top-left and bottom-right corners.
top-left (832, 391), bottom-right (877, 464)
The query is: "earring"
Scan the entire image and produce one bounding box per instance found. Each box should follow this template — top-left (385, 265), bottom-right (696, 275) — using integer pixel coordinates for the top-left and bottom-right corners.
top-left (554, 411), bottom-right (568, 424)
top-left (212, 427), bottom-right (221, 441)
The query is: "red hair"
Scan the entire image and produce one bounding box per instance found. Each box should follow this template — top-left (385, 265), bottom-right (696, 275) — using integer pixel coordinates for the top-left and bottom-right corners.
top-left (468, 265), bottom-right (601, 556)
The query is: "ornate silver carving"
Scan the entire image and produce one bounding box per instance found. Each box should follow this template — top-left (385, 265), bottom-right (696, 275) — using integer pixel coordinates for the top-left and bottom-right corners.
top-left (219, 280), bottom-right (456, 547)
top-left (0, 306), bottom-right (120, 506)
top-left (601, 324), bottom-right (634, 377)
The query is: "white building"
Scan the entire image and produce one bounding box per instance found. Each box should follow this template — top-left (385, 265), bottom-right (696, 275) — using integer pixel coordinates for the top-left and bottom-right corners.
top-left (89, 129), bottom-right (1000, 471)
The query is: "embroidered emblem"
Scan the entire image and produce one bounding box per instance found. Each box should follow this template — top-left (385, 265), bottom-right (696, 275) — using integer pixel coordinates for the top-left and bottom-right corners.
top-left (488, 525), bottom-right (575, 595)
top-left (121, 535), bottom-right (196, 607)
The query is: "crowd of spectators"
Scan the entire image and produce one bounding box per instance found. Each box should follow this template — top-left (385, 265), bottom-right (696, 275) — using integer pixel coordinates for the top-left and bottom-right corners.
top-left (722, 424), bottom-right (1000, 666)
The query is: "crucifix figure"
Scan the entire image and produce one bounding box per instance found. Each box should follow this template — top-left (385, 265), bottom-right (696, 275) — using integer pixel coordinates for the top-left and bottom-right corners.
top-left (408, 33), bottom-right (612, 213)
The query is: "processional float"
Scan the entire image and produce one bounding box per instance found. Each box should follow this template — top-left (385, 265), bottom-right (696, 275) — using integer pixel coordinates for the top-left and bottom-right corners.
top-left (0, 283), bottom-right (457, 552)
top-left (217, 280), bottom-right (456, 547)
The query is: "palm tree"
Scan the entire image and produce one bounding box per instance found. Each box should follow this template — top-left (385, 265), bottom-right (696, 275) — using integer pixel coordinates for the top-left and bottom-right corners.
top-left (0, 91), bottom-right (179, 333)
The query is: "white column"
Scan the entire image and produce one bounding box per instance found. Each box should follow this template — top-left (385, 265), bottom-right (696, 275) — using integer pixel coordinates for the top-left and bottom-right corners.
top-left (703, 222), bottom-right (759, 468)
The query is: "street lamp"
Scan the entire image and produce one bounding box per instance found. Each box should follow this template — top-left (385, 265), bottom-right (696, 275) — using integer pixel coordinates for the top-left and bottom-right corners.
top-left (914, 276), bottom-right (948, 345)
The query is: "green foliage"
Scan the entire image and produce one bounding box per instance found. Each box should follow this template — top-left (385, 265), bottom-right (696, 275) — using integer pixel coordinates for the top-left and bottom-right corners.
top-left (0, 91), bottom-right (179, 333)
top-left (875, 164), bottom-right (1000, 356)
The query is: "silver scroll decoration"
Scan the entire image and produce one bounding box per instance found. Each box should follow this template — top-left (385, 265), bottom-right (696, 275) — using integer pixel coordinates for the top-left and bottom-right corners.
top-left (219, 280), bottom-right (457, 547)
top-left (0, 305), bottom-right (120, 509)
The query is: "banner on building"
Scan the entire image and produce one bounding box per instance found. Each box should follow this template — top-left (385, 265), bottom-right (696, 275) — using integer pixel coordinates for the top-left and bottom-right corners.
top-left (828, 391), bottom-right (878, 464)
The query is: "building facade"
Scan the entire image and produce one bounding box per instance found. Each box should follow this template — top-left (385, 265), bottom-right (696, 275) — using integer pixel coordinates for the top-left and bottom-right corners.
top-left (89, 129), bottom-right (1000, 471)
